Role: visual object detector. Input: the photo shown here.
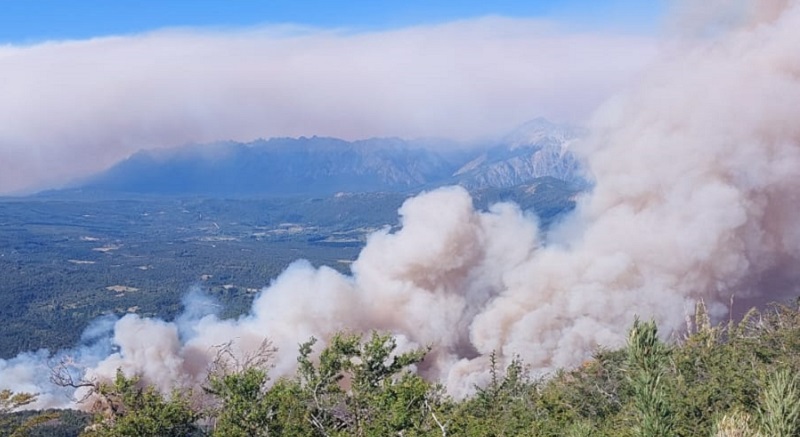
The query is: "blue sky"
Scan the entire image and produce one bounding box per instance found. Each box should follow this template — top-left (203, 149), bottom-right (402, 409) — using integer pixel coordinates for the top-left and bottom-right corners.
top-left (1, 0), bottom-right (665, 43)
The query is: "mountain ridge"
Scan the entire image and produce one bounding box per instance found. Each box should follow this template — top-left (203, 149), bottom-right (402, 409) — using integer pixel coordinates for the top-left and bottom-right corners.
top-left (75, 118), bottom-right (586, 197)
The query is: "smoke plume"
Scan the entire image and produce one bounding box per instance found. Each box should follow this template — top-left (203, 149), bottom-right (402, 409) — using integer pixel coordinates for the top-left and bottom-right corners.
top-left (2, 0), bottom-right (800, 409)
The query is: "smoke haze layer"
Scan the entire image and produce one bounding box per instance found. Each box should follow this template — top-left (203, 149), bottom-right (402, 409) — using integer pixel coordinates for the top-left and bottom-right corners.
top-left (0, 17), bottom-right (654, 194)
top-left (2, 0), bottom-right (800, 409)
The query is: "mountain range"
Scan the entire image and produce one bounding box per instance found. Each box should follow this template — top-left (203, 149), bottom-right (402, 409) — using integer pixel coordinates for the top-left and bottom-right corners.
top-left (74, 118), bottom-right (586, 197)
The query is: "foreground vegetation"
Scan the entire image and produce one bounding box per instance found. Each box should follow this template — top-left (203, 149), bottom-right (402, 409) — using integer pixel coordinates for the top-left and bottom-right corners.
top-left (4, 300), bottom-right (800, 436)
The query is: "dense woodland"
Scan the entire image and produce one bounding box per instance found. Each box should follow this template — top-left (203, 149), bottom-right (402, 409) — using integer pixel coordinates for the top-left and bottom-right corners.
top-left (3, 300), bottom-right (800, 436)
top-left (0, 195), bottom-right (395, 357)
top-left (0, 184), bottom-right (575, 358)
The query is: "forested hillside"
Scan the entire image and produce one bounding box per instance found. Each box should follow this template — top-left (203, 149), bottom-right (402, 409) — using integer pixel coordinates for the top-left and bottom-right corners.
top-left (3, 300), bottom-right (800, 436)
top-left (0, 181), bottom-right (577, 359)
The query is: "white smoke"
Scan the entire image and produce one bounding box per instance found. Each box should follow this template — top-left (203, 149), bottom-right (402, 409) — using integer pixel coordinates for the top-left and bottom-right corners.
top-left (0, 17), bottom-right (654, 195)
top-left (73, 187), bottom-right (540, 400)
top-left (2, 0), bottom-right (800, 409)
top-left (0, 315), bottom-right (116, 408)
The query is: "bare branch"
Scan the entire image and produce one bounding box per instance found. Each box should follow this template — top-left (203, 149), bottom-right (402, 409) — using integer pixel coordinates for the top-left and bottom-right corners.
top-left (207, 338), bottom-right (276, 378)
top-left (48, 355), bottom-right (103, 407)
top-left (425, 399), bottom-right (447, 437)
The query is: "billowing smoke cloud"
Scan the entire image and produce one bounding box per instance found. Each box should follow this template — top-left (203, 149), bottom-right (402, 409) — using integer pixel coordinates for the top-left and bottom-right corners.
top-left (0, 315), bottom-right (116, 408)
top-left (3, 0), bottom-right (800, 410)
top-left (0, 17), bottom-right (654, 194)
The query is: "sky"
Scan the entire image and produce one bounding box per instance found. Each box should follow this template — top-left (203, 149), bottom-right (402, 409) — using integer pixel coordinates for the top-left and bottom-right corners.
top-left (0, 0), bottom-right (664, 43)
top-left (0, 1), bottom-right (666, 194)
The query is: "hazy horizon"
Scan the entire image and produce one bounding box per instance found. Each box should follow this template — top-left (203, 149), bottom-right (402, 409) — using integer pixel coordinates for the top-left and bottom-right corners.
top-left (0, 2), bottom-right (662, 194)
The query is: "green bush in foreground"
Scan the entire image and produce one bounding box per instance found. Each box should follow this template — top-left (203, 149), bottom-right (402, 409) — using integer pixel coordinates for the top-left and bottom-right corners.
top-left (5, 300), bottom-right (800, 436)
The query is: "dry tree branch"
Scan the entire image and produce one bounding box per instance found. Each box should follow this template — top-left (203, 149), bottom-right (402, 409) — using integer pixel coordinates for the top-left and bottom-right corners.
top-left (48, 356), bottom-right (98, 403)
